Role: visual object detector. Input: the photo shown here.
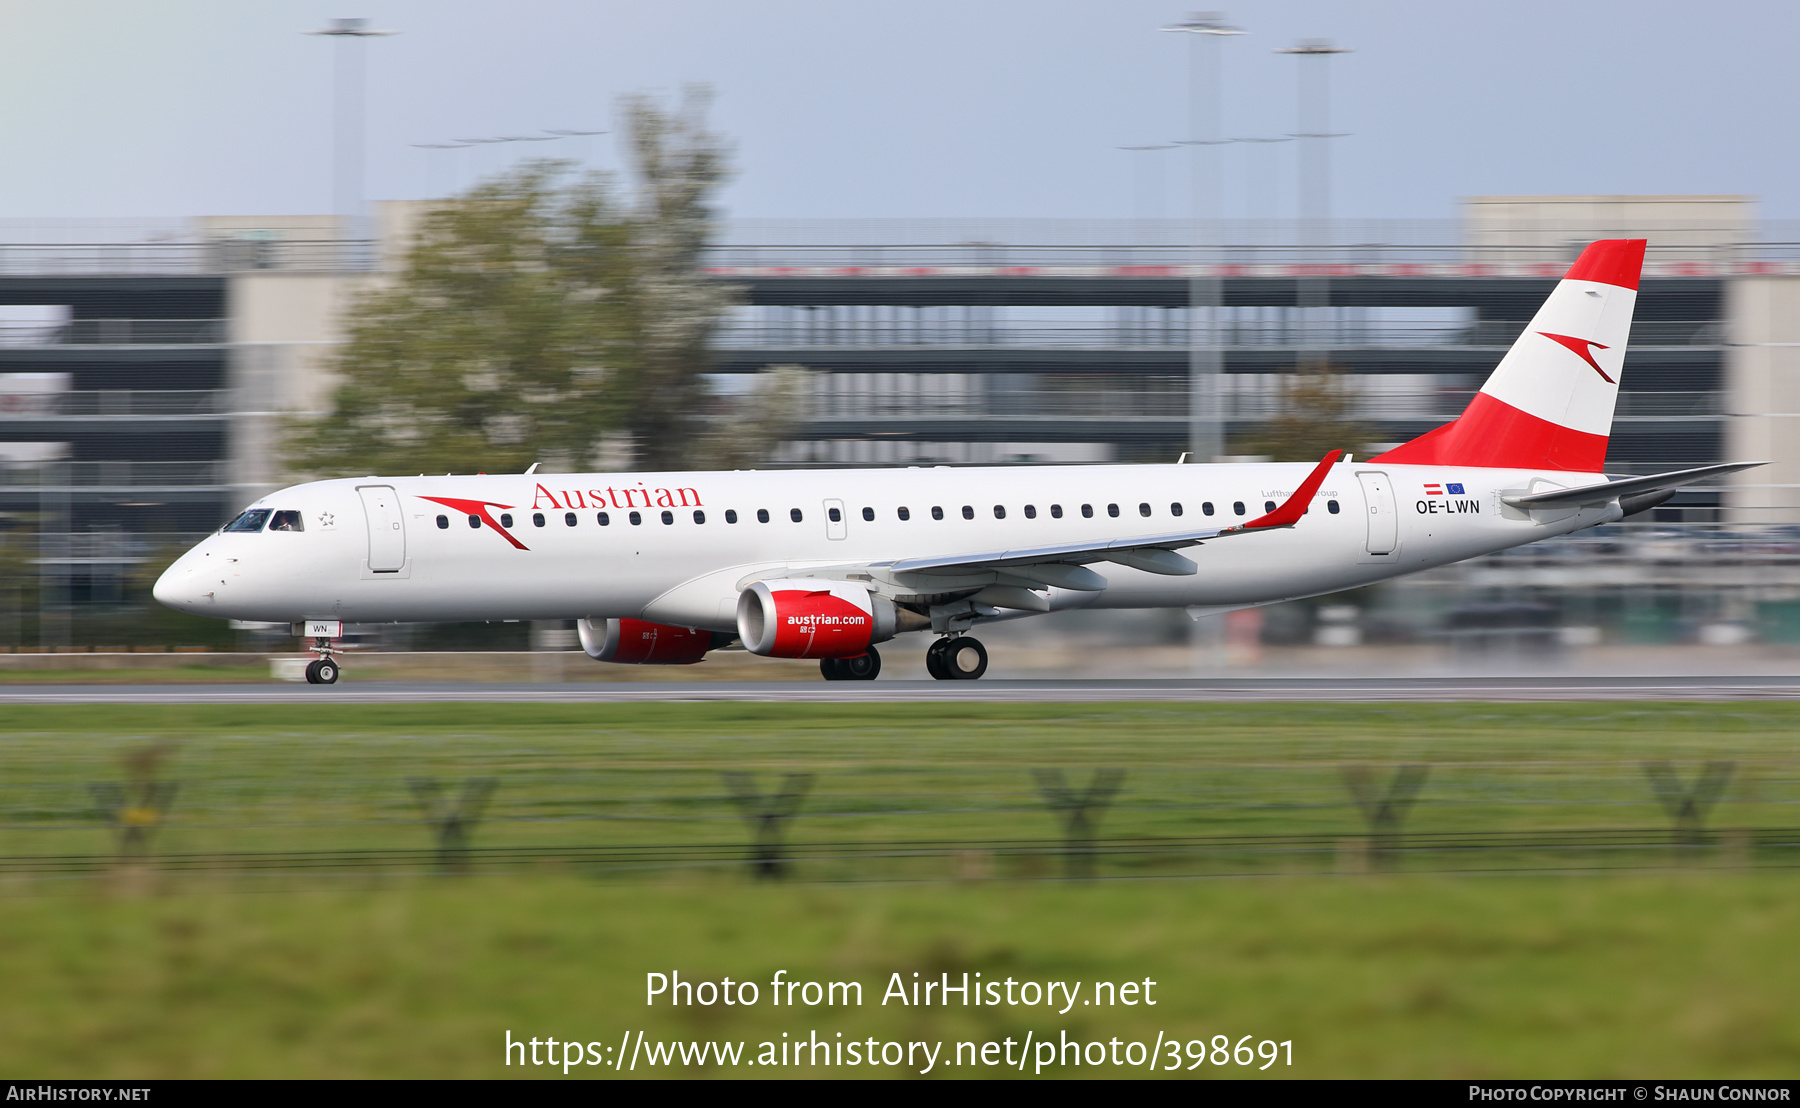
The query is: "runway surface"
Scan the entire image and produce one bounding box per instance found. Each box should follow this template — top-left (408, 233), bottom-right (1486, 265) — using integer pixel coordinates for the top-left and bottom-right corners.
top-left (4, 675), bottom-right (1800, 704)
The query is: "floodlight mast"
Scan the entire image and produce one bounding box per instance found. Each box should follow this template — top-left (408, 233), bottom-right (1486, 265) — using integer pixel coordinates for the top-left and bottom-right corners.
top-left (309, 18), bottom-right (396, 246)
top-left (1277, 38), bottom-right (1351, 371)
top-left (1117, 144), bottom-right (1177, 240)
top-left (1161, 12), bottom-right (1243, 467)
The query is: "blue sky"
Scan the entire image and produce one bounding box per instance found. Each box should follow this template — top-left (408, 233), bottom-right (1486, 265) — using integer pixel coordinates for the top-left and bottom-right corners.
top-left (3, 0), bottom-right (1796, 223)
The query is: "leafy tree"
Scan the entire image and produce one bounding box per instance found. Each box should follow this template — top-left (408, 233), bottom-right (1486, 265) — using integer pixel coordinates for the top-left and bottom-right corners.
top-left (289, 87), bottom-right (737, 478)
top-left (1231, 363), bottom-right (1370, 462)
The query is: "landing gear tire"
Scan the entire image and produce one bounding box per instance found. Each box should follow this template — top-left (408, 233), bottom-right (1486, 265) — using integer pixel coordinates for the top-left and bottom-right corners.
top-left (307, 658), bottom-right (340, 685)
top-left (925, 638), bottom-right (950, 680)
top-left (821, 648), bottom-right (881, 681)
top-left (841, 648), bottom-right (880, 681)
top-left (931, 636), bottom-right (988, 681)
top-left (304, 660), bottom-right (321, 684)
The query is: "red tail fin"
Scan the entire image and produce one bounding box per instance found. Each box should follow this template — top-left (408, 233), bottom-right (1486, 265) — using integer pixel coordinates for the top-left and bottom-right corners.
top-left (1371, 239), bottom-right (1644, 471)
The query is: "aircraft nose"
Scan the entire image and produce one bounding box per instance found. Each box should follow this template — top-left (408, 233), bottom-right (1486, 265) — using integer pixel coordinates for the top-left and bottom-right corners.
top-left (153, 552), bottom-right (204, 612)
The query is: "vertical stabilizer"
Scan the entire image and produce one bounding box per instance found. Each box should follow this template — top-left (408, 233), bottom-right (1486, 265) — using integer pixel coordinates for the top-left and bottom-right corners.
top-left (1371, 238), bottom-right (1645, 471)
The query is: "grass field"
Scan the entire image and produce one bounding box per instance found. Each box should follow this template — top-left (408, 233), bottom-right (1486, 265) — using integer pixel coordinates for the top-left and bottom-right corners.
top-left (2, 702), bottom-right (1799, 1078)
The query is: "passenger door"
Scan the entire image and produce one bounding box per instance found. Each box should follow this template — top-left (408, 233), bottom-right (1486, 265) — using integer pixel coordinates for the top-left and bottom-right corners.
top-left (357, 485), bottom-right (407, 571)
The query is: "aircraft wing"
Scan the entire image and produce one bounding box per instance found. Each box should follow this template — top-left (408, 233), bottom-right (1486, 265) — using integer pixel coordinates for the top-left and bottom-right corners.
top-left (1500, 461), bottom-right (1763, 510)
top-left (759, 450), bottom-right (1345, 598)
top-left (884, 450), bottom-right (1344, 577)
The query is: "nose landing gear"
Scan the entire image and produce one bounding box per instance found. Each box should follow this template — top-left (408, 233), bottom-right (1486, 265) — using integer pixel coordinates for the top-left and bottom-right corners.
top-left (926, 636), bottom-right (987, 680)
top-left (820, 647), bottom-right (882, 681)
top-left (304, 637), bottom-right (341, 685)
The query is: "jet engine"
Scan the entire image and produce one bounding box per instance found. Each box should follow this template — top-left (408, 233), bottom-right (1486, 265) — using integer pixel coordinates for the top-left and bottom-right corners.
top-left (736, 579), bottom-right (901, 659)
top-left (578, 617), bottom-right (725, 665)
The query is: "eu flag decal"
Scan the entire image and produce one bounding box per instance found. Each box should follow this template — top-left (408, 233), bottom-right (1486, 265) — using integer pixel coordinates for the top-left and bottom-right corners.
top-left (1446, 482), bottom-right (1465, 495)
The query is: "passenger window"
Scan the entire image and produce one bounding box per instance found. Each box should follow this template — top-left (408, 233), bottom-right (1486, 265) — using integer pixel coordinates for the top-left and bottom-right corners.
top-left (790, 508), bottom-right (803, 523)
top-left (961, 505), bottom-right (974, 520)
top-left (1107, 504), bottom-right (1120, 518)
top-left (501, 513), bottom-right (514, 528)
top-left (598, 512), bottom-right (610, 526)
top-left (1264, 501), bottom-right (1276, 514)
top-left (1024, 504), bottom-right (1037, 519)
top-left (269, 510), bottom-right (304, 532)
top-left (1233, 502), bottom-right (1246, 516)
top-left (725, 509), bottom-right (738, 523)
top-left (931, 506), bottom-right (944, 520)
top-left (757, 509), bottom-right (770, 523)
top-left (1138, 503), bottom-right (1151, 517)
top-left (862, 506), bottom-right (875, 522)
top-left (828, 507), bottom-right (842, 523)
top-left (468, 515), bottom-right (480, 529)
top-left (436, 515), bottom-right (449, 530)
top-left (1081, 504), bottom-right (1093, 518)
top-left (662, 510), bottom-right (674, 525)
top-left (629, 511), bottom-right (642, 526)
top-left (993, 505), bottom-right (1006, 519)
top-left (1051, 504), bottom-right (1063, 519)
top-left (223, 509), bottom-right (271, 533)
top-left (532, 513), bottom-right (545, 527)
top-left (694, 510), bottom-right (706, 524)
top-left (1203, 502), bottom-right (1214, 516)
top-left (565, 512), bottom-right (577, 527)
top-left (898, 507), bottom-right (911, 521)
top-left (1327, 500), bottom-right (1340, 514)
top-left (1171, 502), bottom-right (1184, 517)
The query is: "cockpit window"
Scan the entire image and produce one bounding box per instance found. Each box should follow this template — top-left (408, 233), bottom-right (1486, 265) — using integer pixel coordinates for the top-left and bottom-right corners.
top-left (223, 509), bottom-right (271, 533)
top-left (268, 510), bottom-right (304, 532)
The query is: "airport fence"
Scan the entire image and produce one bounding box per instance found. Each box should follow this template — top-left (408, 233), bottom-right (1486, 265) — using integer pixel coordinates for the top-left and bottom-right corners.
top-left (2, 758), bottom-right (1796, 884)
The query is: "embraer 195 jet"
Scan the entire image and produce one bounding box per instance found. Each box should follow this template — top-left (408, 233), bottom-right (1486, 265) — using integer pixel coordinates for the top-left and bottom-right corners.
top-left (155, 239), bottom-right (1752, 684)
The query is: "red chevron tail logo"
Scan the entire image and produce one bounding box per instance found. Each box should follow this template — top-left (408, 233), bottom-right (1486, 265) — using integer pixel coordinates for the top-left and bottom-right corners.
top-left (1538, 331), bottom-right (1615, 383)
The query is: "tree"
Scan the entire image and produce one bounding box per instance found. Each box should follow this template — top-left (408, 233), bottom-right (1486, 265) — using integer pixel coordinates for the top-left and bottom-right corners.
top-left (1231, 362), bottom-right (1370, 462)
top-left (288, 87), bottom-right (737, 478)
top-left (614, 89), bottom-right (738, 471)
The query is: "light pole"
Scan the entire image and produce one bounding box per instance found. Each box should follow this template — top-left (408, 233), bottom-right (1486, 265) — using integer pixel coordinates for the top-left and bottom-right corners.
top-left (1277, 39), bottom-right (1350, 367)
top-left (309, 17), bottom-right (395, 244)
top-left (1230, 136), bottom-right (1294, 237)
top-left (1118, 144), bottom-right (1176, 246)
top-left (1162, 12), bottom-right (1243, 467)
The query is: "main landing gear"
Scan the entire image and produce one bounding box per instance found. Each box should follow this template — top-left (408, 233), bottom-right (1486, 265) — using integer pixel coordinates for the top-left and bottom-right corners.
top-left (820, 647), bottom-right (881, 681)
top-left (926, 636), bottom-right (988, 681)
top-left (304, 637), bottom-right (341, 685)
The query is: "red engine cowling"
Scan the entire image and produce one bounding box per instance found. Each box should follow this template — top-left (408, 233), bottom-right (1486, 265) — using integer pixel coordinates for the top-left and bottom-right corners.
top-left (736, 579), bottom-right (898, 659)
top-left (579, 618), bottom-right (715, 665)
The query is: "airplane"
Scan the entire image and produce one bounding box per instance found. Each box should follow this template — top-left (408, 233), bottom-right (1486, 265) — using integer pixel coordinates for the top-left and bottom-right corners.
top-left (154, 239), bottom-right (1754, 684)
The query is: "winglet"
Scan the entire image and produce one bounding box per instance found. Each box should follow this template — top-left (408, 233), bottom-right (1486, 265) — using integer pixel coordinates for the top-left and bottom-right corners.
top-left (1224, 450), bottom-right (1343, 532)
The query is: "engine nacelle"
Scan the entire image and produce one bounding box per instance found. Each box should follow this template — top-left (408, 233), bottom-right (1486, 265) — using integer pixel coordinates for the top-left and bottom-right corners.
top-left (736, 579), bottom-right (898, 659)
top-left (579, 617), bottom-right (718, 665)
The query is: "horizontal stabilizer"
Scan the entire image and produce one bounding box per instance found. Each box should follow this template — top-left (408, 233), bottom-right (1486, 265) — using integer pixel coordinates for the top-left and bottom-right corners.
top-left (1501, 462), bottom-right (1764, 509)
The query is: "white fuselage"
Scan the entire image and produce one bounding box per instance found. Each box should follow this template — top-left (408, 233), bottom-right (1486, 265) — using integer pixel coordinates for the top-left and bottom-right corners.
top-left (152, 460), bottom-right (1619, 631)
